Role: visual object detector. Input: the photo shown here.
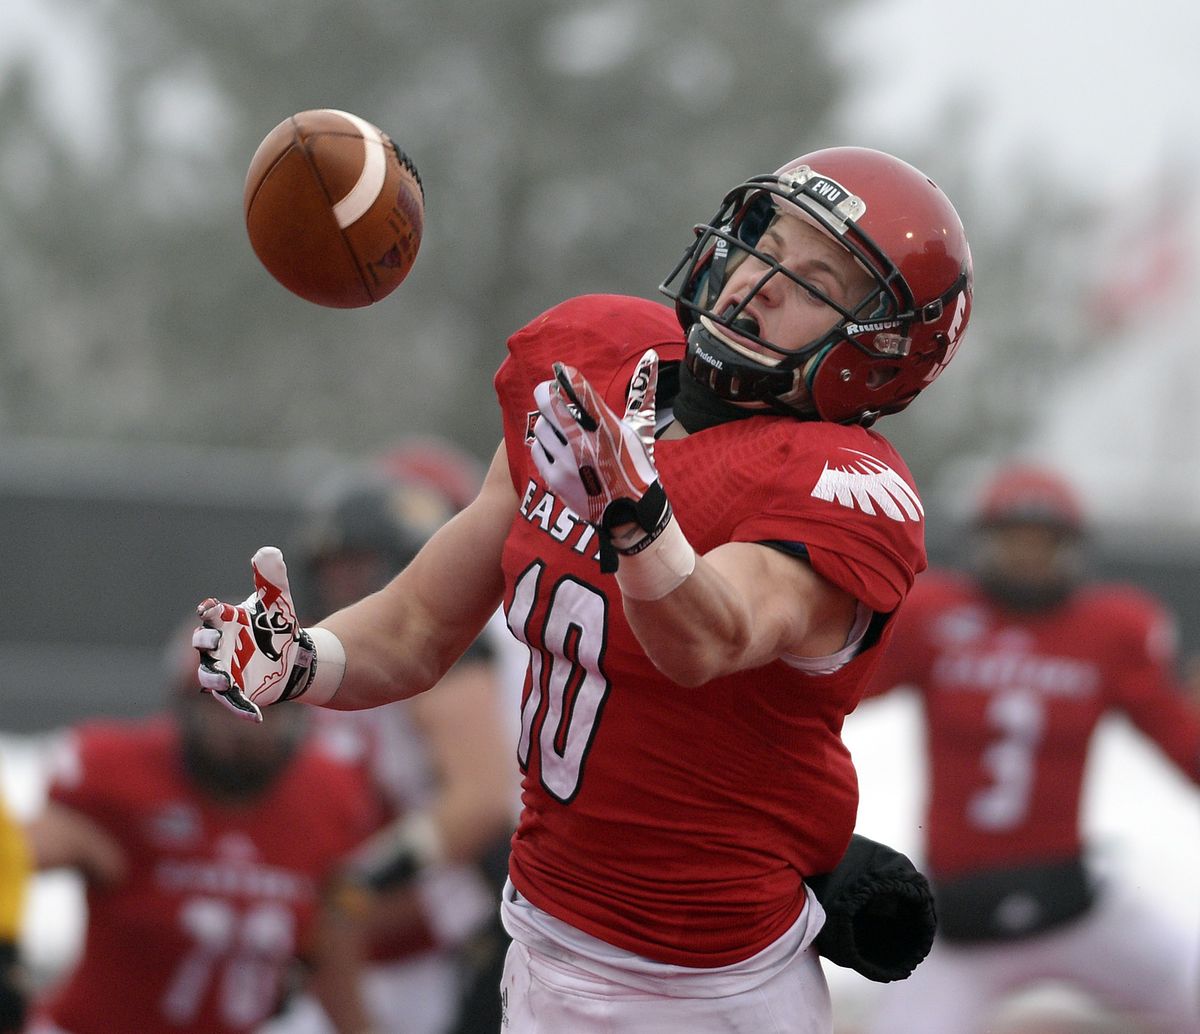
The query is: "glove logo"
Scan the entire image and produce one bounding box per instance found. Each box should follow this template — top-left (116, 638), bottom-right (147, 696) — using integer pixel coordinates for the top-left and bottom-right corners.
top-left (252, 602), bottom-right (293, 661)
top-left (579, 466), bottom-right (603, 497)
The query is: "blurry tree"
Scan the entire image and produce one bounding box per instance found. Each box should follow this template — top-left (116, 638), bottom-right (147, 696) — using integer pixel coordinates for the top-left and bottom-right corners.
top-left (0, 0), bottom-right (856, 462)
top-left (858, 103), bottom-right (1100, 491)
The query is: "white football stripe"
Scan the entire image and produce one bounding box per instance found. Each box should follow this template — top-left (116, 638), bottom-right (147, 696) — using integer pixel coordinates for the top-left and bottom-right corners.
top-left (321, 109), bottom-right (387, 229)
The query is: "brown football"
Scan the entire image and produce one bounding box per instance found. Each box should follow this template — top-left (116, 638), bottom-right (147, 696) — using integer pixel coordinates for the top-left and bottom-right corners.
top-left (244, 109), bottom-right (424, 308)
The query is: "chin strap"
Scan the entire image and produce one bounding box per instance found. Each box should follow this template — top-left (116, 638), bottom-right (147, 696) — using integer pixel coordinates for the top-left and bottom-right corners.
top-left (673, 353), bottom-right (760, 433)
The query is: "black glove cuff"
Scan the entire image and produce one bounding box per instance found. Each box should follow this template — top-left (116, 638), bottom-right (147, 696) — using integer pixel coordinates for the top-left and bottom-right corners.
top-left (352, 845), bottom-right (422, 892)
top-left (607, 480), bottom-right (670, 539)
top-left (596, 482), bottom-right (672, 574)
top-left (277, 627), bottom-right (317, 702)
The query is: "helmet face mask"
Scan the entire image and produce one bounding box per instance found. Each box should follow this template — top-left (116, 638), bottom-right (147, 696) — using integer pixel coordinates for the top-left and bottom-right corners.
top-left (661, 147), bottom-right (973, 425)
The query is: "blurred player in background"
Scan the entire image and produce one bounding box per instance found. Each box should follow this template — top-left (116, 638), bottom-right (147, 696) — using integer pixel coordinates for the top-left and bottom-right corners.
top-left (0, 786), bottom-right (30, 1034)
top-left (22, 625), bottom-right (378, 1034)
top-left (194, 146), bottom-right (973, 1033)
top-left (261, 446), bottom-right (519, 1034)
top-left (861, 462), bottom-right (1200, 1034)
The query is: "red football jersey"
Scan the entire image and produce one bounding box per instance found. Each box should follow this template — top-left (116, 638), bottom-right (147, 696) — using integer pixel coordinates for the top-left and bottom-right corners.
top-left (39, 718), bottom-right (374, 1034)
top-left (864, 570), bottom-right (1200, 876)
top-left (494, 294), bottom-right (928, 967)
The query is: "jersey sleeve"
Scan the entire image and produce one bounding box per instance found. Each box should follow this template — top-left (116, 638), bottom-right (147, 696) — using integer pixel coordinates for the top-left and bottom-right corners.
top-left (726, 427), bottom-right (927, 614)
top-left (857, 575), bottom-right (946, 699)
top-left (1101, 588), bottom-right (1200, 784)
top-left (44, 724), bottom-right (127, 827)
top-left (494, 294), bottom-right (686, 490)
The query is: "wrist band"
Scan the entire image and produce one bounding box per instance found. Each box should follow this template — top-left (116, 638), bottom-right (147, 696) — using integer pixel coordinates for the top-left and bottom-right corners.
top-left (304, 627), bottom-right (347, 705)
top-left (614, 517), bottom-right (697, 601)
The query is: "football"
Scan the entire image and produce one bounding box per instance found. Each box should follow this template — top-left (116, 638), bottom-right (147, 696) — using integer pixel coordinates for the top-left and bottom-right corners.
top-left (243, 109), bottom-right (424, 308)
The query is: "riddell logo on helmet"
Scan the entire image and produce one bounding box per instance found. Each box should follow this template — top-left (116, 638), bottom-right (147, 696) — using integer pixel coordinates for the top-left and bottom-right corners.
top-left (845, 318), bottom-right (902, 335)
top-left (693, 346), bottom-right (725, 371)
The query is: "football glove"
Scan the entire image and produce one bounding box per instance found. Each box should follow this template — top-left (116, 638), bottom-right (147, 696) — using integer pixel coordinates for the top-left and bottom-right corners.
top-left (531, 349), bottom-right (670, 572)
top-left (806, 834), bottom-right (937, 983)
top-left (193, 546), bottom-right (316, 723)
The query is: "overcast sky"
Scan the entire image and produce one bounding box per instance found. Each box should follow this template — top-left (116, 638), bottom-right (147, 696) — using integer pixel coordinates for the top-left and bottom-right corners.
top-left (834, 0), bottom-right (1200, 203)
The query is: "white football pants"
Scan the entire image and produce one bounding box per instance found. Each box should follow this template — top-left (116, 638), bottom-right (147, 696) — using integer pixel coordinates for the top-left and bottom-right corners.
top-left (499, 937), bottom-right (832, 1034)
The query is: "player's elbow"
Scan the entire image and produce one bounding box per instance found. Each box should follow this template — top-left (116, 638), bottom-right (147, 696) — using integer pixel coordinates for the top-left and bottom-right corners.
top-left (644, 640), bottom-right (742, 688)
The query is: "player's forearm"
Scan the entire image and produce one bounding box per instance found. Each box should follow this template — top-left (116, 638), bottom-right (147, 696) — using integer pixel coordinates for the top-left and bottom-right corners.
top-left (621, 551), bottom-right (762, 687)
top-left (620, 538), bottom-right (845, 687)
top-left (315, 587), bottom-right (460, 710)
top-left (315, 484), bottom-right (511, 710)
top-left (24, 805), bottom-right (126, 885)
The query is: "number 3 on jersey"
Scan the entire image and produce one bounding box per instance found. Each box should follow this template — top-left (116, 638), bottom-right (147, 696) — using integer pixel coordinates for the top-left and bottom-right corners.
top-left (507, 561), bottom-right (612, 803)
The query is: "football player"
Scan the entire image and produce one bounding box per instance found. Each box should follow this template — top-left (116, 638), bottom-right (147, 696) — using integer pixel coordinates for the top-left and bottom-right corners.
top-left (195, 147), bottom-right (973, 1033)
top-left (861, 463), bottom-right (1200, 1034)
top-left (261, 468), bottom-right (519, 1034)
top-left (23, 625), bottom-right (379, 1034)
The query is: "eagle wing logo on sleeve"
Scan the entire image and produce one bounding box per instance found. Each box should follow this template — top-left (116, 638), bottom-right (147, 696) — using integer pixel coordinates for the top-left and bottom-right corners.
top-left (810, 450), bottom-right (923, 522)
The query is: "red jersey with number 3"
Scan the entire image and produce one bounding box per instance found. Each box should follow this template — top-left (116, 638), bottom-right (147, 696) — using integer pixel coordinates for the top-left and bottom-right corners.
top-left (39, 718), bottom-right (374, 1034)
top-left (863, 569), bottom-right (1200, 876)
top-left (493, 294), bottom-right (928, 967)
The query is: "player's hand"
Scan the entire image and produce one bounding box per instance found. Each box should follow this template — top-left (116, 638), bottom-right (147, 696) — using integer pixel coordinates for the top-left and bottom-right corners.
top-left (531, 349), bottom-right (670, 570)
top-left (193, 546), bottom-right (316, 723)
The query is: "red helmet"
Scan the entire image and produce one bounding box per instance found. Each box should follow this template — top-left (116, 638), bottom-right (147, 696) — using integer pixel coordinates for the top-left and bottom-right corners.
top-left (660, 146), bottom-right (973, 425)
top-left (974, 464), bottom-right (1086, 533)
top-left (375, 436), bottom-right (485, 512)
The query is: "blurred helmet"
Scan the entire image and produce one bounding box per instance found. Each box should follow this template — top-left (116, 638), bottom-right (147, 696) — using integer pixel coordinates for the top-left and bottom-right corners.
top-left (970, 463), bottom-right (1086, 611)
top-left (973, 464), bottom-right (1085, 534)
top-left (660, 146), bottom-right (973, 425)
top-left (296, 474), bottom-right (455, 617)
top-left (375, 437), bottom-right (485, 513)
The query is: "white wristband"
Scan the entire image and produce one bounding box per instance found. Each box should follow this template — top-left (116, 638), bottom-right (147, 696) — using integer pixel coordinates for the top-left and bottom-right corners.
top-left (614, 517), bottom-right (697, 601)
top-left (304, 627), bottom-right (346, 705)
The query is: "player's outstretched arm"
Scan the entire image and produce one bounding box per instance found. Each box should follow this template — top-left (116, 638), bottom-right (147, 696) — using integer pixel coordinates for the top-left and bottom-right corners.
top-left (24, 802), bottom-right (127, 887)
top-left (315, 443), bottom-right (514, 712)
top-left (531, 353), bottom-right (857, 686)
top-left (195, 444), bottom-right (516, 720)
top-left (624, 539), bottom-right (858, 686)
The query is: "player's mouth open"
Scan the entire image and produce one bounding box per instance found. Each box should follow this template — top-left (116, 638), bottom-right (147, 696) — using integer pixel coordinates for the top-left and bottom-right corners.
top-left (704, 303), bottom-right (783, 366)
top-left (721, 301), bottom-right (761, 340)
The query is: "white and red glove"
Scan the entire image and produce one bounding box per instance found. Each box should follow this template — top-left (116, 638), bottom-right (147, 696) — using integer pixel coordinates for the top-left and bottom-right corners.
top-left (192, 546), bottom-right (318, 722)
top-left (531, 350), bottom-right (695, 598)
top-left (531, 349), bottom-right (669, 572)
